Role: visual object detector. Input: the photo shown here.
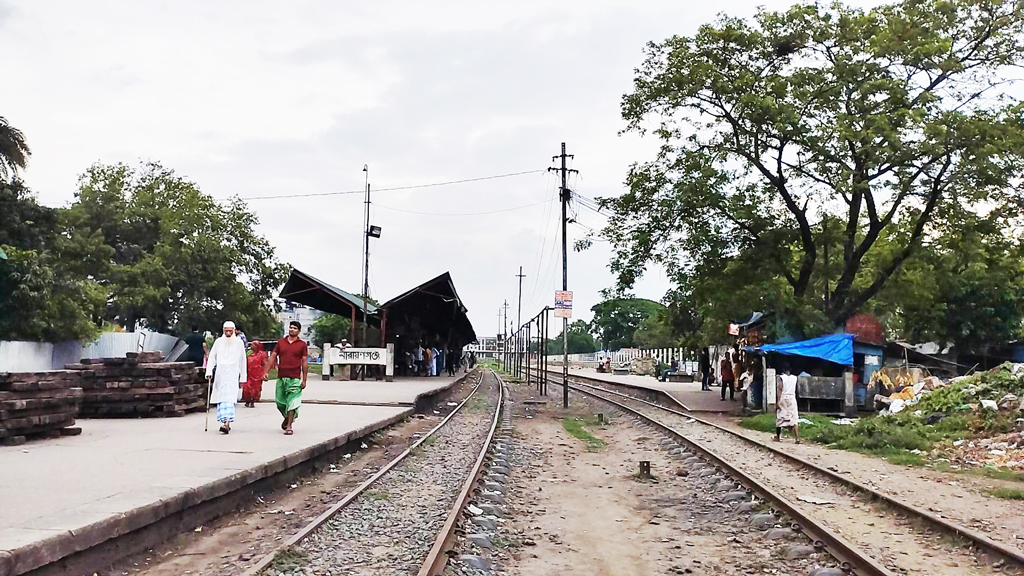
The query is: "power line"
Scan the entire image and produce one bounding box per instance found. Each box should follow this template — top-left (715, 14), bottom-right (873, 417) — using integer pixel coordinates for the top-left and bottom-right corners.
top-left (374, 198), bottom-right (552, 216)
top-left (222, 169), bottom-right (546, 202)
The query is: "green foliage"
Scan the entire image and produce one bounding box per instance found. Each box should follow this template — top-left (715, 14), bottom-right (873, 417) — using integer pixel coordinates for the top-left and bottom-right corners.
top-left (64, 162), bottom-right (289, 337)
top-left (913, 386), bottom-right (967, 414)
top-left (868, 208), bottom-right (1024, 351)
top-left (589, 297), bottom-right (665, 350)
top-left (0, 246), bottom-right (105, 342)
top-left (310, 314), bottom-right (351, 349)
top-left (0, 179), bottom-right (57, 251)
top-left (605, 0), bottom-right (1024, 335)
top-left (544, 320), bottom-right (600, 354)
top-left (0, 116), bottom-right (30, 180)
top-left (986, 487), bottom-right (1024, 500)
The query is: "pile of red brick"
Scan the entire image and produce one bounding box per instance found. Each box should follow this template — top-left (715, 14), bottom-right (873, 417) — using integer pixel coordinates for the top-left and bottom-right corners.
top-left (66, 353), bottom-right (207, 418)
top-left (0, 370), bottom-right (83, 446)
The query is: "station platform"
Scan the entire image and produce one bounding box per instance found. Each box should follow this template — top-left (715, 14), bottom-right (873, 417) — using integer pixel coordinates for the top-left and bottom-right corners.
top-left (259, 374), bottom-right (466, 407)
top-left (541, 367), bottom-right (741, 413)
top-left (0, 373), bottom-right (468, 576)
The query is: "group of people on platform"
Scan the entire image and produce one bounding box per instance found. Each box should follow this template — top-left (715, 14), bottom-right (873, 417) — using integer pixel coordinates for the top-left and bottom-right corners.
top-left (400, 343), bottom-right (475, 377)
top-left (182, 321), bottom-right (308, 436)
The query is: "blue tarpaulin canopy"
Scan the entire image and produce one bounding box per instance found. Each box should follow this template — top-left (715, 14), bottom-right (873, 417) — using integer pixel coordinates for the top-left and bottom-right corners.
top-left (747, 333), bottom-right (854, 366)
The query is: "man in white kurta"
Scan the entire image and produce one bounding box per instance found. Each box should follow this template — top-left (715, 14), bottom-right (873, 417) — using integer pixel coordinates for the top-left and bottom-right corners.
top-left (205, 321), bottom-right (247, 434)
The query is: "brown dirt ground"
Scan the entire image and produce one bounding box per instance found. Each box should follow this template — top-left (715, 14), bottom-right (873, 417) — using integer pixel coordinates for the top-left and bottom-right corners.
top-left (103, 374), bottom-right (480, 576)
top-left (498, 380), bottom-right (842, 576)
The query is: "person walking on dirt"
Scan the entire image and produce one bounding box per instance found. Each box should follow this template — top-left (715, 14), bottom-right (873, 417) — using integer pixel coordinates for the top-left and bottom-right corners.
top-left (775, 364), bottom-right (800, 443)
top-left (205, 321), bottom-right (247, 434)
top-left (264, 321), bottom-right (308, 435)
top-left (720, 354), bottom-right (735, 401)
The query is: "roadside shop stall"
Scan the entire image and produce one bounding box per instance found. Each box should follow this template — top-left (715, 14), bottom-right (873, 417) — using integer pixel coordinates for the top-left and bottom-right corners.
top-left (745, 333), bottom-right (882, 417)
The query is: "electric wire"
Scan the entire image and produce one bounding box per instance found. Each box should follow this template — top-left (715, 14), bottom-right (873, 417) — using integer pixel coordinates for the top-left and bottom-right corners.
top-left (222, 169), bottom-right (546, 201)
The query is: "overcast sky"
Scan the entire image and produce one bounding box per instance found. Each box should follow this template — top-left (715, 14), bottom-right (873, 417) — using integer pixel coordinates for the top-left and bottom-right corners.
top-left (1, 0), bottom-right (883, 338)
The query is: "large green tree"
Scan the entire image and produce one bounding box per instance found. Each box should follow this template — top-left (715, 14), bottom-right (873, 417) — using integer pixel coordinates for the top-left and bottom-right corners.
top-left (868, 207), bottom-right (1024, 352)
top-left (64, 162), bottom-right (289, 336)
top-left (605, 0), bottom-right (1024, 331)
top-left (589, 297), bottom-right (666, 350)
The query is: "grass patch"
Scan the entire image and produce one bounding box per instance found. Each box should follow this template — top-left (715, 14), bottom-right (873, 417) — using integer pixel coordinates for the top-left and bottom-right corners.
top-left (971, 467), bottom-right (1024, 483)
top-left (265, 546), bottom-right (308, 573)
top-left (563, 417), bottom-right (606, 451)
top-left (466, 396), bottom-right (488, 413)
top-left (987, 487), bottom-right (1024, 500)
top-left (739, 411), bottom-right (958, 466)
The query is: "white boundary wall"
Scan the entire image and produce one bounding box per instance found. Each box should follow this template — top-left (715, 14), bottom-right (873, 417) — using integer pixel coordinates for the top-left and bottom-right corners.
top-left (0, 331), bottom-right (183, 372)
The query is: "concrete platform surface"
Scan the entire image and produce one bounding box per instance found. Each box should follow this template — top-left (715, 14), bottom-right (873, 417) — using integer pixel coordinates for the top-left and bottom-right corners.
top-left (555, 367), bottom-right (741, 412)
top-left (0, 402), bottom-right (410, 575)
top-left (258, 374), bottom-right (464, 406)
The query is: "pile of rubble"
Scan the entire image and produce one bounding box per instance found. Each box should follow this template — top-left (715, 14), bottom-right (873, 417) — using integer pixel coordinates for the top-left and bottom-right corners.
top-left (66, 352), bottom-right (206, 418)
top-left (941, 431), bottom-right (1024, 470)
top-left (0, 370), bottom-right (83, 446)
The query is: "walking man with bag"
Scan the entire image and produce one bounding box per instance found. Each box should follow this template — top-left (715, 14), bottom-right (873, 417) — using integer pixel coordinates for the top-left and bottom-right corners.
top-left (264, 321), bottom-right (308, 435)
top-left (206, 321), bottom-right (247, 434)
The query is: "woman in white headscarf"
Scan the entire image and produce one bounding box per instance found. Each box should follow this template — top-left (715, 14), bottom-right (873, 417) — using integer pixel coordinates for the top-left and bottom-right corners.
top-left (205, 321), bottom-right (247, 434)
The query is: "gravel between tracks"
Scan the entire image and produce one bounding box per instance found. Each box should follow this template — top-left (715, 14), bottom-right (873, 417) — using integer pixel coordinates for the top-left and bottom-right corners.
top-left (575, 382), bottom-right (1017, 576)
top-left (263, 372), bottom-right (500, 576)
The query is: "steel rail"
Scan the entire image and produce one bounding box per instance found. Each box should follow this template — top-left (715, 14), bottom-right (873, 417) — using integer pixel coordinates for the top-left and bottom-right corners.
top-left (531, 367), bottom-right (1024, 571)
top-left (417, 371), bottom-right (506, 575)
top-left (551, 377), bottom-right (895, 576)
top-left (241, 373), bottom-right (488, 576)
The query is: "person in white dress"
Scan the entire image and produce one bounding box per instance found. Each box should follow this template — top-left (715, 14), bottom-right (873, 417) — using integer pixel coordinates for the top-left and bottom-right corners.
top-left (205, 321), bottom-right (247, 434)
top-left (775, 364), bottom-right (800, 443)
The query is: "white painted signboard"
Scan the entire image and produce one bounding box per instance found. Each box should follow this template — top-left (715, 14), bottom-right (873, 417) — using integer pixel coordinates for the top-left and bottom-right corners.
top-left (328, 347), bottom-right (388, 366)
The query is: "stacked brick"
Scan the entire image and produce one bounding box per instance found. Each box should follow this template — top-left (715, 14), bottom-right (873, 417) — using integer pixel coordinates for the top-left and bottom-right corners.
top-left (0, 371), bottom-right (83, 446)
top-left (66, 355), bottom-right (207, 418)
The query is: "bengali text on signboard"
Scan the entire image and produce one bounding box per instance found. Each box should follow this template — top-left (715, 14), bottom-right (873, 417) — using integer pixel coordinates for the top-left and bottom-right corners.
top-left (328, 347), bottom-right (388, 366)
top-left (554, 290), bottom-right (573, 319)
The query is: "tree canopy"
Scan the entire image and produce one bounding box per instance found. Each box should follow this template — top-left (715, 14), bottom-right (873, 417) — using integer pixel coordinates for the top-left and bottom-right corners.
top-left (604, 0), bottom-right (1024, 338)
top-left (0, 140), bottom-right (290, 342)
top-left (542, 320), bottom-right (600, 355)
top-left (63, 162), bottom-right (290, 336)
top-left (589, 297), bottom-right (666, 350)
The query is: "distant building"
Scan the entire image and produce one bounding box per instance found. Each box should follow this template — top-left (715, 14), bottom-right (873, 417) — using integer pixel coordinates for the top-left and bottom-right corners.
top-left (276, 301), bottom-right (324, 342)
top-left (463, 335), bottom-right (502, 359)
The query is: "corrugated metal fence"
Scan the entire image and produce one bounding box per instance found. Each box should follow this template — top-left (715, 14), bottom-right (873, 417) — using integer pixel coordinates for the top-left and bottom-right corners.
top-left (0, 331), bottom-right (183, 372)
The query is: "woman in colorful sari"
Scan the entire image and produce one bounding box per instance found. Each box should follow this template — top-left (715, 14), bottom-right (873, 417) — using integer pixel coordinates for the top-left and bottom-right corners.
top-left (242, 340), bottom-right (267, 407)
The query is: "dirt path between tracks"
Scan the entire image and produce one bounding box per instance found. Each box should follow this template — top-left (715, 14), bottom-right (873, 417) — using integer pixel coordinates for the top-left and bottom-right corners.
top-left (105, 375), bottom-right (480, 576)
top-left (498, 381), bottom-right (840, 576)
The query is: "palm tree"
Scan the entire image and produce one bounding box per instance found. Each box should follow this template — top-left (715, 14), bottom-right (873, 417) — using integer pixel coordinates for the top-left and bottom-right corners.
top-left (0, 116), bottom-right (30, 180)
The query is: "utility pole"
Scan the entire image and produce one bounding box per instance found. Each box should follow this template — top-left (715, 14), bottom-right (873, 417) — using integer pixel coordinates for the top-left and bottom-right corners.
top-left (361, 165), bottom-right (370, 381)
top-left (550, 143), bottom-right (577, 409)
top-left (502, 300), bottom-right (509, 371)
top-left (516, 266), bottom-right (525, 379)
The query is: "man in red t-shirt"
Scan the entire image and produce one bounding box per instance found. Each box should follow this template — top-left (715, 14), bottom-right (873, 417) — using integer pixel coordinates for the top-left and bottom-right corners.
top-left (264, 321), bottom-right (308, 435)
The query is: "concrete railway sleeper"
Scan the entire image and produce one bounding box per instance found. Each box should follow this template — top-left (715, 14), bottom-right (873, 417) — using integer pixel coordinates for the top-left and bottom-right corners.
top-left (537, 368), bottom-right (1024, 574)
top-left (531, 370), bottom-right (1018, 576)
top-left (241, 371), bottom-right (504, 576)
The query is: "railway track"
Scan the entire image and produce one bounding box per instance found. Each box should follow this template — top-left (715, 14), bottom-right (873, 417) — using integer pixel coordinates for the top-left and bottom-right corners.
top-left (527, 367), bottom-right (1022, 576)
top-left (240, 370), bottom-right (506, 576)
